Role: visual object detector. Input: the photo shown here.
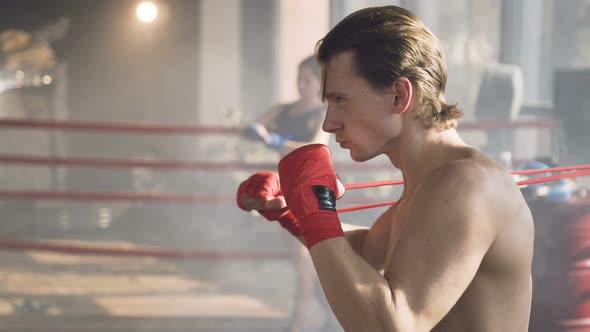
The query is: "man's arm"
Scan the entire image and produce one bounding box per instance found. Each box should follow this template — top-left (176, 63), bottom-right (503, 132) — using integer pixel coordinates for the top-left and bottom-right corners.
top-left (288, 204), bottom-right (393, 271)
top-left (341, 204), bottom-right (394, 270)
top-left (309, 165), bottom-right (496, 331)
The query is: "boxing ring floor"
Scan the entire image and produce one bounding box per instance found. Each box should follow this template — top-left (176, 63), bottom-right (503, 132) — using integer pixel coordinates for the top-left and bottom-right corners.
top-left (0, 247), bottom-right (298, 332)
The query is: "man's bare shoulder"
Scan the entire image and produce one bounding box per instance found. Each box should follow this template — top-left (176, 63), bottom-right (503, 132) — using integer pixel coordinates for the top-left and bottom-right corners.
top-left (420, 150), bottom-right (529, 229)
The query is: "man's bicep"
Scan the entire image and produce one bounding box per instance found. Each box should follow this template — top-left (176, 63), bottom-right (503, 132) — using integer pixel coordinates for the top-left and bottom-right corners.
top-left (384, 194), bottom-right (493, 330)
top-left (343, 205), bottom-right (393, 270)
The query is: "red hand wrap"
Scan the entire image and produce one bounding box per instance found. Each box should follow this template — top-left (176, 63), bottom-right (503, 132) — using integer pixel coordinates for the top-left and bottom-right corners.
top-left (278, 144), bottom-right (344, 249)
top-left (236, 172), bottom-right (302, 237)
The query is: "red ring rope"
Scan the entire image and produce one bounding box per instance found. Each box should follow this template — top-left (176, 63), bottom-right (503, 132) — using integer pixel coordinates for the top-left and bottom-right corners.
top-left (0, 239), bottom-right (288, 260)
top-left (0, 118), bottom-right (570, 265)
top-left (344, 165), bottom-right (590, 190)
top-left (341, 169), bottom-right (590, 212)
top-left (0, 117), bottom-right (557, 134)
top-left (0, 190), bottom-right (233, 203)
top-left (516, 169), bottom-right (590, 186)
top-left (0, 154), bottom-right (391, 171)
top-left (0, 118), bottom-right (240, 135)
top-left (0, 166), bottom-right (584, 259)
top-left (512, 164), bottom-right (590, 175)
top-left (1, 165), bottom-right (582, 258)
top-left (1, 154), bottom-right (586, 181)
top-left (337, 200), bottom-right (398, 213)
top-left (0, 167), bottom-right (586, 212)
top-left (457, 118), bottom-right (557, 130)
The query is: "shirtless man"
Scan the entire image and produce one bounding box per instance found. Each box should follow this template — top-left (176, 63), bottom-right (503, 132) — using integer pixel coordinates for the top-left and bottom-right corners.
top-left (237, 6), bottom-right (533, 331)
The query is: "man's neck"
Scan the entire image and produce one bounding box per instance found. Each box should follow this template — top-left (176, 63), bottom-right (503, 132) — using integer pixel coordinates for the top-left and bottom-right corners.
top-left (389, 125), bottom-right (467, 193)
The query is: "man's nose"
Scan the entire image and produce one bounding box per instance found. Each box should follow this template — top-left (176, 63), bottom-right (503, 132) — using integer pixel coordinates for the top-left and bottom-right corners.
top-left (322, 107), bottom-right (341, 133)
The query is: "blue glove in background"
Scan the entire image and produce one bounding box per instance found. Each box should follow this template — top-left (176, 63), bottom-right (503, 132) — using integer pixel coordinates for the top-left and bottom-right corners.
top-left (265, 131), bottom-right (286, 149)
top-left (244, 122), bottom-right (265, 141)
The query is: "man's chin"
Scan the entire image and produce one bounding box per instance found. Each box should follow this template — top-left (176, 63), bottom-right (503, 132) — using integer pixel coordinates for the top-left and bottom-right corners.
top-left (349, 150), bottom-right (371, 162)
top-left (350, 149), bottom-right (379, 163)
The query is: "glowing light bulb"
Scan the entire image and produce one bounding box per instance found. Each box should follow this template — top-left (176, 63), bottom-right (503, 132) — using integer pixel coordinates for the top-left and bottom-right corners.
top-left (136, 2), bottom-right (158, 23)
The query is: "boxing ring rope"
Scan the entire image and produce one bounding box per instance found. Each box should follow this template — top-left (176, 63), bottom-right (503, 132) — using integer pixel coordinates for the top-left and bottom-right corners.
top-left (3, 117), bottom-right (589, 330)
top-left (0, 239), bottom-right (289, 260)
top-left (0, 189), bottom-right (233, 203)
top-left (0, 116), bottom-right (585, 260)
top-left (0, 154), bottom-right (390, 171)
top-left (517, 169), bottom-right (590, 186)
top-left (0, 117), bottom-right (397, 259)
top-left (457, 118), bottom-right (558, 130)
top-left (0, 164), bottom-right (586, 204)
top-left (340, 168), bottom-right (590, 213)
top-left (0, 118), bottom-right (241, 135)
top-left (513, 164), bottom-right (590, 175)
top-left (0, 167), bottom-right (588, 258)
top-left (0, 117), bottom-right (557, 133)
top-left (345, 166), bottom-right (590, 191)
top-left (0, 115), bottom-right (588, 330)
top-left (0, 154), bottom-right (585, 175)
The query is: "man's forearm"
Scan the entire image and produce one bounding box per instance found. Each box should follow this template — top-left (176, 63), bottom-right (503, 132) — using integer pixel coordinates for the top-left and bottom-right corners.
top-left (309, 237), bottom-right (408, 332)
top-left (288, 222), bottom-right (368, 253)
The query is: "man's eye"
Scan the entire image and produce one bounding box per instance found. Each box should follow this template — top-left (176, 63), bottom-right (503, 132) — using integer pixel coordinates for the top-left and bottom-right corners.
top-left (334, 96), bottom-right (344, 103)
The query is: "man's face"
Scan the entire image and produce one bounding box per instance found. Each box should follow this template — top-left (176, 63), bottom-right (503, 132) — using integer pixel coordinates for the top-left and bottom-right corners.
top-left (322, 52), bottom-right (402, 162)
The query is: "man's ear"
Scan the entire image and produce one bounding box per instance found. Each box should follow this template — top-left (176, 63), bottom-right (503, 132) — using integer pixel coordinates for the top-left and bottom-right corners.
top-left (391, 77), bottom-right (412, 115)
